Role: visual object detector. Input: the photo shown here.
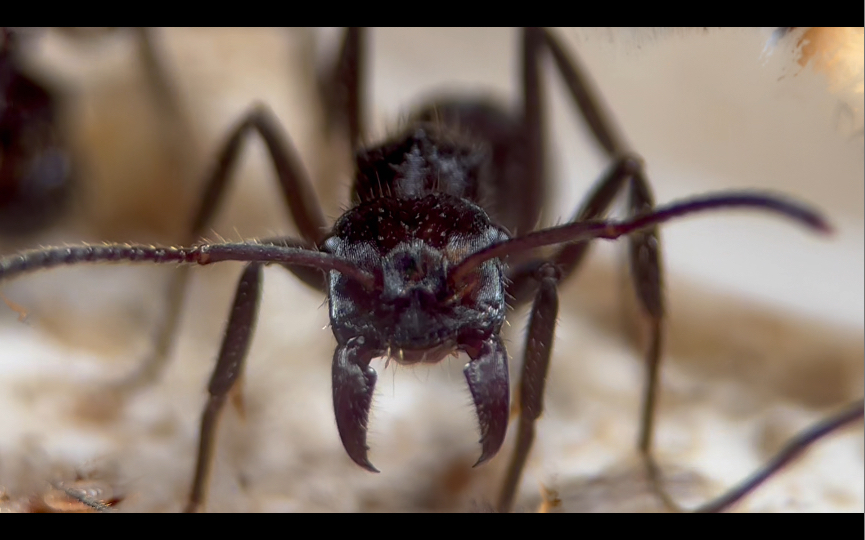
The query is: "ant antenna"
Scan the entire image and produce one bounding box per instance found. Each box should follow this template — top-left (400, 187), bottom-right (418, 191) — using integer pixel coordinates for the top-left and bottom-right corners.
top-left (449, 192), bottom-right (829, 285)
top-left (0, 241), bottom-right (376, 290)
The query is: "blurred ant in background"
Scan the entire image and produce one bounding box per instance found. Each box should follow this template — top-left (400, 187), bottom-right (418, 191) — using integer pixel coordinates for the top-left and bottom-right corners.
top-left (0, 28), bottom-right (74, 236)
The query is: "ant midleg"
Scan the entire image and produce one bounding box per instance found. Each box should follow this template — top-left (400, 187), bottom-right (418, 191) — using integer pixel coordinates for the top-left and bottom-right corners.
top-left (117, 104), bottom-right (330, 394)
top-left (175, 103), bottom-right (339, 510)
top-left (496, 28), bottom-right (669, 513)
top-left (519, 33), bottom-right (666, 471)
top-left (186, 262), bottom-right (263, 513)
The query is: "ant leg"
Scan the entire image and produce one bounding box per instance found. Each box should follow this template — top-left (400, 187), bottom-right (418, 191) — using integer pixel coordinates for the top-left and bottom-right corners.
top-left (499, 159), bottom-right (651, 513)
top-left (540, 26), bottom-right (668, 486)
top-left (508, 27), bottom-right (638, 303)
top-left (186, 106), bottom-right (328, 246)
top-left (507, 28), bottom-right (670, 509)
top-left (695, 399), bottom-right (863, 513)
top-left (319, 27), bottom-right (365, 150)
top-left (497, 264), bottom-right (559, 513)
top-left (531, 29), bottom-right (667, 472)
top-left (506, 155), bottom-right (641, 305)
top-left (185, 262), bottom-right (262, 513)
top-left (498, 29), bottom-right (646, 510)
top-left (118, 105), bottom-right (329, 393)
top-left (515, 26), bottom-right (546, 238)
top-left (625, 171), bottom-right (668, 501)
top-left (512, 28), bottom-right (856, 512)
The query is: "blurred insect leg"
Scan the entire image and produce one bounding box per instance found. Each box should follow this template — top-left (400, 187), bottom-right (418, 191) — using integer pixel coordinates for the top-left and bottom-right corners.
top-left (506, 156), bottom-right (642, 305)
top-left (80, 28), bottom-right (196, 395)
top-left (696, 399), bottom-right (864, 513)
top-left (499, 30), bottom-right (650, 511)
top-left (622, 171), bottom-right (675, 509)
top-left (185, 262), bottom-right (262, 513)
top-left (186, 106), bottom-right (328, 245)
top-left (511, 26), bottom-right (546, 239)
top-left (117, 105), bottom-right (329, 393)
top-left (498, 265), bottom-right (559, 513)
top-left (508, 28), bottom-right (643, 303)
top-left (519, 26), bottom-right (628, 237)
top-left (523, 28), bottom-right (674, 509)
top-left (536, 27), bottom-right (628, 156)
top-left (318, 27), bottom-right (365, 150)
top-left (130, 27), bottom-right (199, 171)
top-left (533, 27), bottom-right (858, 513)
top-left (537, 26), bottom-right (673, 504)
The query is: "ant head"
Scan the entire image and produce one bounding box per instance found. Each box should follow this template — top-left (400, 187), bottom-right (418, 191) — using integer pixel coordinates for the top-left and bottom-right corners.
top-left (323, 193), bottom-right (509, 362)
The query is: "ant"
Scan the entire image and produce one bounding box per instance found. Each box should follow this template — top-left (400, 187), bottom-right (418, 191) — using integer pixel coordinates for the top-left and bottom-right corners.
top-left (0, 28), bottom-right (861, 512)
top-left (0, 28), bottom-right (75, 236)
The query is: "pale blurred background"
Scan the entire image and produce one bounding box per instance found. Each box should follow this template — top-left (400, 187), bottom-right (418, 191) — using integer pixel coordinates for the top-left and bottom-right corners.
top-left (0, 28), bottom-right (861, 512)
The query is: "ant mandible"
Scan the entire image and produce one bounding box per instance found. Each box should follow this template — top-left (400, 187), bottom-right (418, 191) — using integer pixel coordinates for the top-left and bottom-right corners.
top-left (0, 28), bottom-right (861, 513)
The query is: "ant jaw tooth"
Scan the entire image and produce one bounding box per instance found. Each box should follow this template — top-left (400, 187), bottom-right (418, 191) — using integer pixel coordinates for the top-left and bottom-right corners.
top-left (333, 343), bottom-right (378, 474)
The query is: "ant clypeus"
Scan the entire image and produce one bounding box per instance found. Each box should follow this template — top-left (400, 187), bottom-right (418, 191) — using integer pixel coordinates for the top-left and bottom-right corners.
top-left (0, 28), bottom-right (862, 513)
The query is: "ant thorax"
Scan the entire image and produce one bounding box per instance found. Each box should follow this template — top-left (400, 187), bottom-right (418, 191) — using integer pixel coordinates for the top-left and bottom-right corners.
top-left (323, 125), bottom-right (509, 363)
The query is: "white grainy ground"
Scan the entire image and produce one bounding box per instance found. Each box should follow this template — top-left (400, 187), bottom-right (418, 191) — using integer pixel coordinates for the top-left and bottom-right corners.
top-left (0, 28), bottom-right (861, 512)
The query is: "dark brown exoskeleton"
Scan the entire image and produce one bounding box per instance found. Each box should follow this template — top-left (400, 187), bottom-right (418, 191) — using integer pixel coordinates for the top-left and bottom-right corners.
top-left (0, 28), bottom-right (861, 513)
top-left (0, 28), bottom-right (74, 235)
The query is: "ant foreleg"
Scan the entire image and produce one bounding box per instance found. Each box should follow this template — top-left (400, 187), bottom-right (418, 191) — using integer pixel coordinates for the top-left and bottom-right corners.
top-left (497, 264), bottom-right (559, 513)
top-left (119, 105), bottom-right (329, 393)
top-left (501, 155), bottom-right (645, 513)
top-left (499, 162), bottom-right (638, 512)
top-left (185, 262), bottom-right (263, 513)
